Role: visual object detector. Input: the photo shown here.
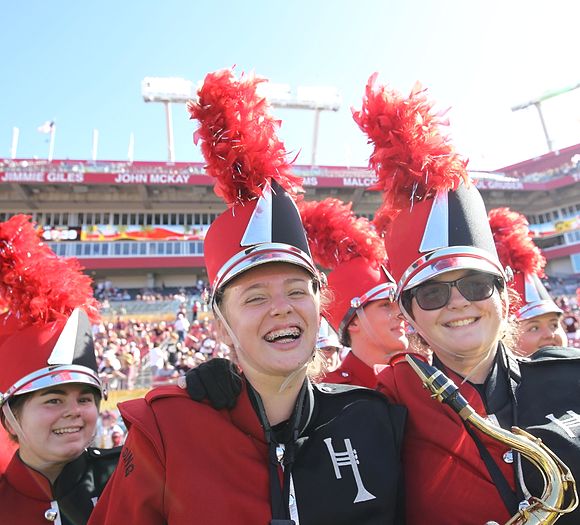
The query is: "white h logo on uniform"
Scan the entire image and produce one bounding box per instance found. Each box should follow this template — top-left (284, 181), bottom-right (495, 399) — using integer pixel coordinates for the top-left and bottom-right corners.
top-left (546, 411), bottom-right (580, 438)
top-left (324, 437), bottom-right (376, 503)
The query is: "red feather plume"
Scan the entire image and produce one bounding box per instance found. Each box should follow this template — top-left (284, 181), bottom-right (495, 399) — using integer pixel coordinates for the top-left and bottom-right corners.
top-left (371, 206), bottom-right (399, 238)
top-left (488, 207), bottom-right (545, 277)
top-left (298, 198), bottom-right (386, 270)
top-left (353, 73), bottom-right (469, 211)
top-left (0, 215), bottom-right (100, 327)
top-left (187, 69), bottom-right (303, 207)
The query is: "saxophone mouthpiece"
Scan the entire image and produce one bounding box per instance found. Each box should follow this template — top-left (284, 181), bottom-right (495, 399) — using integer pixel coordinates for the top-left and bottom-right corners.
top-left (405, 354), bottom-right (473, 419)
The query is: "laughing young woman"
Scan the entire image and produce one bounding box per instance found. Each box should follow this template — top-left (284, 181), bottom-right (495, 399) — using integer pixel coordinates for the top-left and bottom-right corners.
top-left (88, 70), bottom-right (406, 525)
top-left (0, 215), bottom-right (119, 525)
top-left (354, 76), bottom-right (580, 525)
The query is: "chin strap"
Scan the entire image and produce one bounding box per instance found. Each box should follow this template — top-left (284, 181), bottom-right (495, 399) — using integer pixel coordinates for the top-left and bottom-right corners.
top-left (354, 306), bottom-right (400, 360)
top-left (213, 301), bottom-right (243, 355)
top-left (2, 402), bottom-right (29, 448)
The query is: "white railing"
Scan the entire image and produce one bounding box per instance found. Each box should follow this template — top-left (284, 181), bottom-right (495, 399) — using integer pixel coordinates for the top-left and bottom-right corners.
top-left (47, 240), bottom-right (204, 258)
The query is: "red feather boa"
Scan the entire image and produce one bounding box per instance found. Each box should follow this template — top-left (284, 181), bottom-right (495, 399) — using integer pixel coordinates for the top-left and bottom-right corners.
top-left (0, 215), bottom-right (99, 327)
top-left (298, 198), bottom-right (385, 270)
top-left (353, 73), bottom-right (469, 212)
top-left (488, 207), bottom-right (545, 277)
top-left (187, 69), bottom-right (303, 207)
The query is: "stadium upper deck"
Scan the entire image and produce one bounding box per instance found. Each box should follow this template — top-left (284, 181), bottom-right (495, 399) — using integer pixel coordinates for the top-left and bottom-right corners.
top-left (1, 142), bottom-right (579, 288)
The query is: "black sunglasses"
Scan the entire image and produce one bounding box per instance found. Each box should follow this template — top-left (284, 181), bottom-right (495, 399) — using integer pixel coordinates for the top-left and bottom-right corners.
top-left (408, 273), bottom-right (502, 311)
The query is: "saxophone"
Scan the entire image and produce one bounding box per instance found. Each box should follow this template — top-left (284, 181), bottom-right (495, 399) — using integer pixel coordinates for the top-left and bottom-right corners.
top-left (405, 354), bottom-right (578, 524)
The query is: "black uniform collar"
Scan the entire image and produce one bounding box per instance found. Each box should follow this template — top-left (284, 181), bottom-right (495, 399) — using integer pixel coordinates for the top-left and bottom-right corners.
top-left (6, 449), bottom-right (88, 500)
top-left (433, 343), bottom-right (517, 427)
top-left (52, 451), bottom-right (88, 498)
top-left (246, 378), bottom-right (314, 446)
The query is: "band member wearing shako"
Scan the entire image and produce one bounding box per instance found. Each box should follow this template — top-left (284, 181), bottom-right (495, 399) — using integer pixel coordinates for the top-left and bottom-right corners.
top-left (0, 215), bottom-right (119, 525)
top-left (316, 317), bottom-right (342, 370)
top-left (299, 197), bottom-right (409, 388)
top-left (489, 207), bottom-right (568, 356)
top-left (355, 74), bottom-right (580, 525)
top-left (88, 69), bottom-right (406, 525)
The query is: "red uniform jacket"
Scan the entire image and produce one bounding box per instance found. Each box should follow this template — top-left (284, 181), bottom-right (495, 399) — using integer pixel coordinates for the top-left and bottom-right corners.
top-left (322, 351), bottom-right (378, 388)
top-left (376, 355), bottom-right (514, 525)
top-left (0, 447), bottom-right (119, 525)
top-left (89, 382), bottom-right (406, 525)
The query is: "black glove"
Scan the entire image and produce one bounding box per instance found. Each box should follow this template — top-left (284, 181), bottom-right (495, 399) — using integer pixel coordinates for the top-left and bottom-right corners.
top-left (180, 358), bottom-right (242, 410)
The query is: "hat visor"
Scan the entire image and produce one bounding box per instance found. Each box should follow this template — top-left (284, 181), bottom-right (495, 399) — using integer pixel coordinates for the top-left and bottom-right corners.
top-left (517, 300), bottom-right (563, 320)
top-left (1, 365), bottom-right (103, 406)
top-left (399, 247), bottom-right (506, 294)
top-left (211, 243), bottom-right (318, 302)
top-left (316, 337), bottom-right (341, 350)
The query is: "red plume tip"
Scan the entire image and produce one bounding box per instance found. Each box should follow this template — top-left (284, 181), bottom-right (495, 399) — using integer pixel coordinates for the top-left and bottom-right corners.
top-left (488, 207), bottom-right (545, 277)
top-left (353, 74), bottom-right (469, 211)
top-left (298, 198), bottom-right (386, 270)
top-left (187, 69), bottom-right (303, 207)
top-left (0, 215), bottom-right (100, 328)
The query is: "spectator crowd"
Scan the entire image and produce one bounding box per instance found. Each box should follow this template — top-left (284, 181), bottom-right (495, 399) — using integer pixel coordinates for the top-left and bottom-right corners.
top-left (91, 285), bottom-right (580, 448)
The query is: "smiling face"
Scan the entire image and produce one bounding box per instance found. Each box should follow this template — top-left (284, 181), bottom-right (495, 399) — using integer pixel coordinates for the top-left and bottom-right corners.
top-left (9, 383), bottom-right (99, 479)
top-left (409, 269), bottom-right (504, 366)
top-left (217, 263), bottom-right (321, 383)
top-left (518, 312), bottom-right (567, 356)
top-left (348, 299), bottom-right (408, 365)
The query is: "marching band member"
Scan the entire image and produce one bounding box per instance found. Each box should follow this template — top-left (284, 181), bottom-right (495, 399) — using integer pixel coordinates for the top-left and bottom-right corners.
top-left (354, 75), bottom-right (580, 524)
top-left (489, 207), bottom-right (568, 356)
top-left (315, 317), bottom-right (342, 370)
top-left (89, 69), bottom-right (406, 525)
top-left (0, 215), bottom-right (119, 525)
top-left (299, 197), bottom-right (409, 388)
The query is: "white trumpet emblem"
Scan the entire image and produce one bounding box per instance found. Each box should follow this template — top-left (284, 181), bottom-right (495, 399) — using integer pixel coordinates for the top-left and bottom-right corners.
top-left (324, 437), bottom-right (376, 503)
top-left (546, 411), bottom-right (580, 438)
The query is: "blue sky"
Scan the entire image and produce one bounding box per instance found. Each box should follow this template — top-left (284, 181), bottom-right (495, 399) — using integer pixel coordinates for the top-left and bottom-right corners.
top-left (2, 0), bottom-right (579, 170)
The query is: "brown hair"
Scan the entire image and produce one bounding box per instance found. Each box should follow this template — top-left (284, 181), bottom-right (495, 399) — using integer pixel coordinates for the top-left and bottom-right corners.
top-left (1, 387), bottom-right (102, 444)
top-left (1, 394), bottom-right (30, 443)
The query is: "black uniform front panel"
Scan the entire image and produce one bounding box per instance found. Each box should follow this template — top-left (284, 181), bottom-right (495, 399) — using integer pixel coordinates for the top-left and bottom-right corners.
top-left (291, 385), bottom-right (406, 525)
top-left (55, 447), bottom-right (120, 525)
top-left (516, 346), bottom-right (580, 525)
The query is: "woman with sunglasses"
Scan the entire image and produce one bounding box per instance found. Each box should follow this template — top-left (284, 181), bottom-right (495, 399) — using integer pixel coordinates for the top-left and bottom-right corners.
top-left (88, 70), bottom-right (406, 525)
top-left (355, 75), bottom-right (580, 525)
top-left (0, 215), bottom-right (119, 525)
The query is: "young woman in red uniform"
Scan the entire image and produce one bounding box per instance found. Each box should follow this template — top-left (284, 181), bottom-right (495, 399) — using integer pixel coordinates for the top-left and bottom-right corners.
top-left (354, 75), bottom-right (580, 525)
top-left (88, 69), bottom-right (406, 525)
top-left (299, 197), bottom-right (409, 388)
top-left (0, 215), bottom-right (119, 525)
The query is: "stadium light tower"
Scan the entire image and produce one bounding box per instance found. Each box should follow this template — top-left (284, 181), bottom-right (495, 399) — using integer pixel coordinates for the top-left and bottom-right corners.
top-left (142, 76), bottom-right (340, 165)
top-left (141, 77), bottom-right (195, 161)
top-left (258, 83), bottom-right (341, 165)
top-left (511, 81), bottom-right (580, 152)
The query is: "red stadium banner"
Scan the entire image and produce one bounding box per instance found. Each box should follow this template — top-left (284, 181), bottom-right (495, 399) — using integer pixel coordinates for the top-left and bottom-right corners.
top-left (0, 159), bottom-right (578, 191)
top-left (81, 224), bottom-right (208, 242)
